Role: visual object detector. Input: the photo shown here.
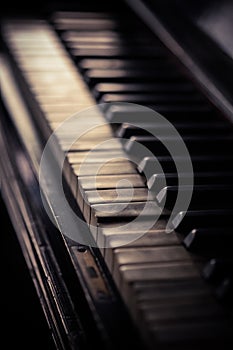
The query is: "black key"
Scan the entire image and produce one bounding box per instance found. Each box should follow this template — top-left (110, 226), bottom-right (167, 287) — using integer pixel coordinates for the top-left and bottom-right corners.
top-left (62, 31), bottom-right (156, 43)
top-left (79, 58), bottom-right (168, 71)
top-left (53, 18), bottom-right (142, 31)
top-left (117, 122), bottom-right (230, 139)
top-left (99, 93), bottom-right (204, 105)
top-left (52, 12), bottom-right (118, 20)
top-left (156, 185), bottom-right (233, 210)
top-left (68, 43), bottom-right (163, 52)
top-left (84, 68), bottom-right (182, 85)
top-left (184, 228), bottom-right (233, 254)
top-left (203, 259), bottom-right (233, 284)
top-left (71, 47), bottom-right (164, 59)
top-left (125, 135), bottom-right (233, 159)
top-left (216, 278), bottom-right (233, 304)
top-left (148, 172), bottom-right (233, 194)
top-left (79, 57), bottom-right (171, 71)
top-left (105, 104), bottom-right (214, 124)
top-left (93, 82), bottom-right (196, 98)
top-left (172, 210), bottom-right (233, 233)
top-left (138, 155), bottom-right (233, 178)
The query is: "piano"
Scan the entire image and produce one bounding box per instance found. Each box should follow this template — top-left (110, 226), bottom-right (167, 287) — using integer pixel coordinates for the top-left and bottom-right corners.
top-left (1, 0), bottom-right (233, 349)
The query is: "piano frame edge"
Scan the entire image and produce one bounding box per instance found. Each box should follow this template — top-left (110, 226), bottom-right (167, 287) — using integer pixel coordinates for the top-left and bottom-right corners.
top-left (0, 54), bottom-right (143, 350)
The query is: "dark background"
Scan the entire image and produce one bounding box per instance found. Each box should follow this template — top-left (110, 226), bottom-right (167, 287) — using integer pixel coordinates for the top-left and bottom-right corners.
top-left (0, 194), bottom-right (55, 349)
top-left (0, 0), bottom-right (124, 17)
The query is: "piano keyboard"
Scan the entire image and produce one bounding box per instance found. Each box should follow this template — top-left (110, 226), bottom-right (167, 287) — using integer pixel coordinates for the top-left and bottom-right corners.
top-left (1, 6), bottom-right (233, 350)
